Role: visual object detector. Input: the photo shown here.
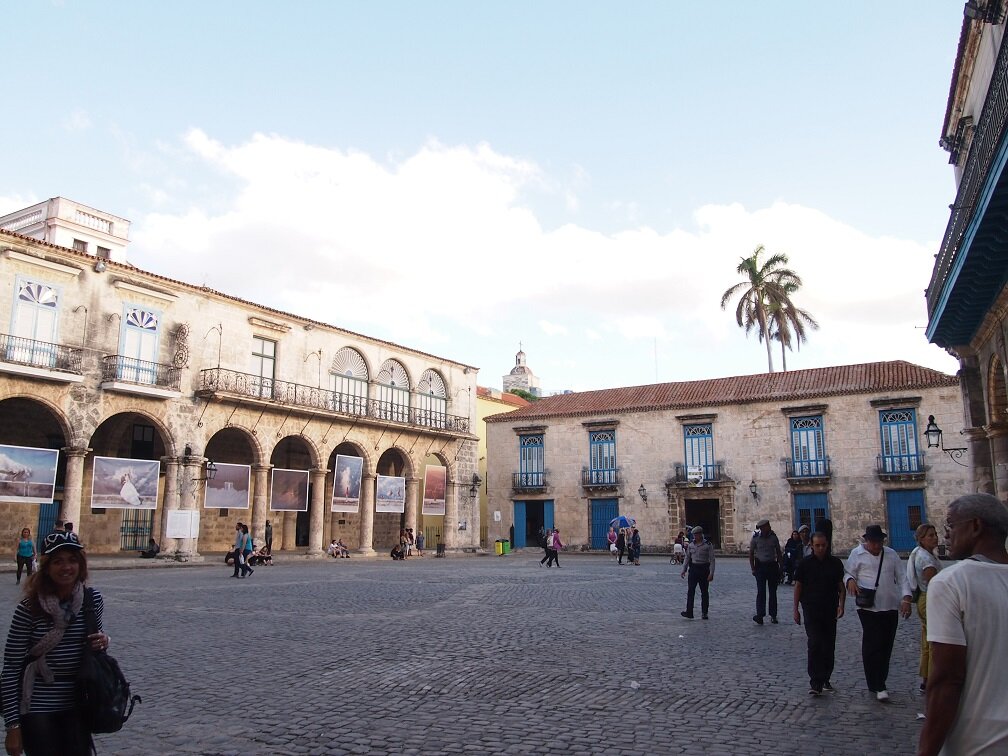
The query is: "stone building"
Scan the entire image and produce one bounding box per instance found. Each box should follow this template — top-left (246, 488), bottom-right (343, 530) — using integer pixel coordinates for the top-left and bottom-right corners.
top-left (0, 198), bottom-right (130, 264)
top-left (0, 223), bottom-right (479, 558)
top-left (475, 386), bottom-right (529, 547)
top-left (502, 346), bottom-right (541, 397)
top-left (928, 7), bottom-right (1008, 499)
top-left (485, 361), bottom-right (969, 554)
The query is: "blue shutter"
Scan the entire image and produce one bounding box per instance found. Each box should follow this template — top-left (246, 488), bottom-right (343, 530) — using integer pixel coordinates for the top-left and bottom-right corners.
top-left (886, 489), bottom-right (925, 551)
top-left (794, 492), bottom-right (830, 532)
top-left (590, 499), bottom-right (619, 549)
top-left (513, 501), bottom-right (527, 548)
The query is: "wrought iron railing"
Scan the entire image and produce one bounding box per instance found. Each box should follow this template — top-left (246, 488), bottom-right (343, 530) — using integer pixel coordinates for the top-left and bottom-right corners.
top-left (785, 458), bottom-right (831, 479)
top-left (581, 467), bottom-right (620, 487)
top-left (927, 31), bottom-right (1008, 318)
top-left (102, 355), bottom-right (181, 391)
top-left (672, 462), bottom-right (725, 484)
top-left (0, 333), bottom-right (83, 374)
top-left (512, 471), bottom-right (546, 489)
top-left (877, 453), bottom-right (925, 476)
top-left (198, 368), bottom-right (470, 433)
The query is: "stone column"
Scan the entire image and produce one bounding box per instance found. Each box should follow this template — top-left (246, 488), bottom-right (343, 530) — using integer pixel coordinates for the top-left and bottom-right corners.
top-left (282, 512), bottom-right (297, 550)
top-left (404, 476), bottom-right (419, 535)
top-left (964, 428), bottom-right (995, 494)
top-left (159, 457), bottom-right (180, 558)
top-left (357, 473), bottom-right (376, 556)
top-left (442, 482), bottom-right (459, 551)
top-left (60, 447), bottom-right (90, 536)
top-left (251, 464), bottom-right (271, 544)
top-left (987, 423), bottom-right (1008, 499)
top-left (308, 468), bottom-right (326, 557)
top-left (176, 456), bottom-right (204, 561)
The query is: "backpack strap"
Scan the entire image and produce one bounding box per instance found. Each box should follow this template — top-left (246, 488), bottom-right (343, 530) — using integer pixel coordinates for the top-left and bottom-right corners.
top-left (81, 587), bottom-right (100, 639)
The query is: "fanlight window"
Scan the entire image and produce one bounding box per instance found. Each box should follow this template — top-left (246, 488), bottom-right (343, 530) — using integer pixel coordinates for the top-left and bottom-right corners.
top-left (416, 369), bottom-right (447, 428)
top-left (376, 359), bottom-right (410, 422)
top-left (330, 347), bottom-right (369, 415)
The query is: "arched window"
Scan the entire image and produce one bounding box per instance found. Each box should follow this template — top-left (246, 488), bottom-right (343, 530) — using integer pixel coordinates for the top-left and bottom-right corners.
top-left (377, 359), bottom-right (410, 423)
top-left (330, 347), bottom-right (369, 416)
top-left (416, 369), bottom-right (447, 428)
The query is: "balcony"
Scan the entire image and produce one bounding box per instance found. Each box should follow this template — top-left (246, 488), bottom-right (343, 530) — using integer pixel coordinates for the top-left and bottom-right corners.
top-left (877, 453), bottom-right (926, 481)
top-left (581, 467), bottom-right (620, 491)
top-left (670, 462), bottom-right (726, 487)
top-left (100, 355), bottom-right (181, 398)
top-left (197, 367), bottom-right (471, 434)
top-left (512, 471), bottom-right (547, 491)
top-left (784, 457), bottom-right (831, 483)
top-left (0, 334), bottom-right (84, 383)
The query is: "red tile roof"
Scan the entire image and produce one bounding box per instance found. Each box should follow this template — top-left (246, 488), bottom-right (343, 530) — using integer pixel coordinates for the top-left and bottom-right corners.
top-left (485, 361), bottom-right (958, 423)
top-left (477, 386), bottom-right (530, 407)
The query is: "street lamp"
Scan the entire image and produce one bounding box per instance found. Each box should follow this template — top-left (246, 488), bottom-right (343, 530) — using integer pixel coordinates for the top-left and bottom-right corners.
top-left (469, 473), bottom-right (482, 498)
top-left (638, 484), bottom-right (647, 504)
top-left (923, 415), bottom-right (968, 466)
top-left (749, 480), bottom-right (759, 501)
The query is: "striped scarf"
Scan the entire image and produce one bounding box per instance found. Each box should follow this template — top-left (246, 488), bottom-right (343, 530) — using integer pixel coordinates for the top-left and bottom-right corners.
top-left (20, 582), bottom-right (84, 714)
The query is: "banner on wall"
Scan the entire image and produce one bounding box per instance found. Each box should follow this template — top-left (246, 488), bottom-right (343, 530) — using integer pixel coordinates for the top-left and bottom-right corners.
top-left (375, 474), bottom-right (406, 513)
top-left (421, 465), bottom-right (446, 516)
top-left (270, 468), bottom-right (309, 512)
top-left (91, 457), bottom-right (160, 510)
top-left (331, 455), bottom-right (363, 512)
top-left (203, 463), bottom-right (250, 509)
top-left (0, 444), bottom-right (59, 504)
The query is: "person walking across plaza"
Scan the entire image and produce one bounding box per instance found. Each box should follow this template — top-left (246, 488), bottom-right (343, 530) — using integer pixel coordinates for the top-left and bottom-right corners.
top-left (264, 519), bottom-right (273, 553)
top-left (749, 518), bottom-right (783, 624)
top-left (918, 493), bottom-right (1008, 756)
top-left (539, 527), bottom-right (552, 567)
top-left (680, 526), bottom-right (714, 619)
top-left (782, 529), bottom-right (803, 585)
top-left (14, 528), bottom-right (35, 586)
top-left (798, 524), bottom-right (812, 559)
top-left (793, 532), bottom-right (845, 695)
top-left (615, 527), bottom-right (627, 565)
top-left (630, 527), bottom-right (641, 566)
top-left (844, 524), bottom-right (912, 701)
top-left (545, 528), bottom-right (563, 568)
top-left (907, 522), bottom-right (942, 694)
top-left (231, 522), bottom-right (250, 578)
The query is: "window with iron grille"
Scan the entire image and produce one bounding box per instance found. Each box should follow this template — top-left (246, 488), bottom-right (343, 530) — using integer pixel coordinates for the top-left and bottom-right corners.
top-left (683, 423), bottom-right (714, 479)
top-left (790, 416), bottom-right (827, 476)
top-left (518, 434), bottom-right (544, 487)
top-left (587, 430), bottom-right (616, 485)
top-left (879, 409), bottom-right (921, 473)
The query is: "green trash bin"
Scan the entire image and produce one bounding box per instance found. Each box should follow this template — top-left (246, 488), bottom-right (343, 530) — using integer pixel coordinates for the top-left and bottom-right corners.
top-left (502, 541), bottom-right (511, 555)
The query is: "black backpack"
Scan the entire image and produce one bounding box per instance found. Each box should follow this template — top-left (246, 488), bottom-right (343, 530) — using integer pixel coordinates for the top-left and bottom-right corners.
top-left (76, 588), bottom-right (141, 734)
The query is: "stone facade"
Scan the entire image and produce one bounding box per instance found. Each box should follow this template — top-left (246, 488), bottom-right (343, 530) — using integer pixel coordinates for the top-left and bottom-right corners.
top-left (502, 348), bottom-right (541, 397)
top-left (928, 16), bottom-right (1008, 503)
top-left (0, 228), bottom-right (479, 558)
top-left (486, 363), bottom-right (969, 554)
top-left (475, 386), bottom-right (529, 547)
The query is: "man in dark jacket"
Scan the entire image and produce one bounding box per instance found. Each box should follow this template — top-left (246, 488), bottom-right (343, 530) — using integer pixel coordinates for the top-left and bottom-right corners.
top-left (793, 532), bottom-right (846, 695)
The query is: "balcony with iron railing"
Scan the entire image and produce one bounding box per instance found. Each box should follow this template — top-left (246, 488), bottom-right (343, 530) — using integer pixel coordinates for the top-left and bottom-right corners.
top-left (197, 367), bottom-right (470, 434)
top-left (512, 471), bottom-right (547, 491)
top-left (876, 452), bottom-right (926, 480)
top-left (0, 333), bottom-right (84, 381)
top-left (670, 462), bottom-right (726, 486)
top-left (784, 457), bottom-right (831, 482)
top-left (101, 355), bottom-right (181, 394)
top-left (581, 467), bottom-right (620, 489)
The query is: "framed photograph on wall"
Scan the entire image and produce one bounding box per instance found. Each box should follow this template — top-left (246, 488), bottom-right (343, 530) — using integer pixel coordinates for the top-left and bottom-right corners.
top-left (0, 444), bottom-right (59, 504)
top-left (331, 454), bottom-right (363, 512)
top-left (91, 457), bottom-right (160, 509)
top-left (270, 468), bottom-right (309, 512)
top-left (204, 463), bottom-right (251, 509)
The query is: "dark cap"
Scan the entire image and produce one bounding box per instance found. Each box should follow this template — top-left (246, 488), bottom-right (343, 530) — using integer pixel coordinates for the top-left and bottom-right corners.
top-left (862, 525), bottom-right (887, 542)
top-left (42, 531), bottom-right (84, 556)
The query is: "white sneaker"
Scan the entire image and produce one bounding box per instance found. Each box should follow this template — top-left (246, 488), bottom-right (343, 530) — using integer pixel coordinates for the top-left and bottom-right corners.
top-left (876, 690), bottom-right (890, 701)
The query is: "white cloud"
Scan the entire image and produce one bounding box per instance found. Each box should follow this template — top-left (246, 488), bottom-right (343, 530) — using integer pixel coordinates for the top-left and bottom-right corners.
top-left (62, 109), bottom-right (91, 132)
top-left (129, 131), bottom-right (958, 387)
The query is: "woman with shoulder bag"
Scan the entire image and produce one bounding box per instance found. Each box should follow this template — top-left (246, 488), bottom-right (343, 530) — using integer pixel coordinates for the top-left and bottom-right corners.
top-left (1, 531), bottom-right (111, 756)
top-left (908, 523), bottom-right (942, 693)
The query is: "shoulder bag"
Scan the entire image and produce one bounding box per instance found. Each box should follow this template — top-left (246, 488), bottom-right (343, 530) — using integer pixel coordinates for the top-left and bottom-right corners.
top-left (854, 549), bottom-right (884, 608)
top-left (76, 588), bottom-right (142, 734)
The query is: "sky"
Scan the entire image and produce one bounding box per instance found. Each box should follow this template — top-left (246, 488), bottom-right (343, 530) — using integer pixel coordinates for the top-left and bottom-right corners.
top-left (1, 1), bottom-right (967, 393)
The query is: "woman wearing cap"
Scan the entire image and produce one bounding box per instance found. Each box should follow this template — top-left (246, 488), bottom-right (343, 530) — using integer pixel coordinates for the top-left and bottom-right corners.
top-left (844, 524), bottom-right (913, 702)
top-left (1, 531), bottom-right (110, 755)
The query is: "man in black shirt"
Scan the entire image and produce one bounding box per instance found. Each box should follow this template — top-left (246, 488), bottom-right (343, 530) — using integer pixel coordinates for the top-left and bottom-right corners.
top-left (793, 531), bottom-right (846, 695)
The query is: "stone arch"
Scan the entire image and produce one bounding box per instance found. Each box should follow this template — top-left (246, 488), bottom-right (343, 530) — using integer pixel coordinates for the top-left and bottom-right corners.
top-left (325, 439), bottom-right (373, 475)
top-left (0, 395), bottom-right (73, 449)
top-left (270, 434), bottom-right (321, 471)
top-left (988, 354), bottom-right (1008, 425)
top-left (205, 426), bottom-right (262, 466)
top-left (378, 445), bottom-right (414, 478)
top-left (89, 410), bottom-right (175, 459)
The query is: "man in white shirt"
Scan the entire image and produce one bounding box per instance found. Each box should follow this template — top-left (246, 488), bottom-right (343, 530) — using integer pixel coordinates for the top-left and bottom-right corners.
top-left (844, 524), bottom-right (912, 701)
top-left (918, 493), bottom-right (1008, 756)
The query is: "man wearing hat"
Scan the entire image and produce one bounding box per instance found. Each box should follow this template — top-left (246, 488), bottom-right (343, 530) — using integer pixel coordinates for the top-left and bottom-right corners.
top-left (749, 519), bottom-right (783, 624)
top-left (680, 526), bottom-right (715, 619)
top-left (844, 524), bottom-right (912, 701)
top-left (798, 524), bottom-right (813, 559)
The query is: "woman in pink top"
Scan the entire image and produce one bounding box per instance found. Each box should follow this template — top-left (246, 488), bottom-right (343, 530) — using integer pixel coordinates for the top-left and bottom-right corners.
top-left (546, 529), bottom-right (564, 568)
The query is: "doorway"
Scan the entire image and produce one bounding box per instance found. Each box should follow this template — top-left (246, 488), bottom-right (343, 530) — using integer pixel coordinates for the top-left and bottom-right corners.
top-left (685, 499), bottom-right (721, 548)
top-left (513, 500), bottom-right (553, 548)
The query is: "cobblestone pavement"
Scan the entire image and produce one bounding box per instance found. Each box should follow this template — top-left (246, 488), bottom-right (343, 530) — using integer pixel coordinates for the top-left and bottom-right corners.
top-left (1, 552), bottom-right (929, 755)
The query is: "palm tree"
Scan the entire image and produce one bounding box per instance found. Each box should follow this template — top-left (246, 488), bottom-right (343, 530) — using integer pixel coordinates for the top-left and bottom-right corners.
top-left (720, 245), bottom-right (804, 373)
top-left (768, 292), bottom-right (819, 371)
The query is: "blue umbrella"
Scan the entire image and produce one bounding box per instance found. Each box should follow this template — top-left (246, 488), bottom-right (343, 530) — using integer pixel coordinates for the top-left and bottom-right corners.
top-left (609, 515), bottom-right (636, 530)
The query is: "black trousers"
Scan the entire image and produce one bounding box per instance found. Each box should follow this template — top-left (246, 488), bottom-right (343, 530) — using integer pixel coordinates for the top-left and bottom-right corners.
top-left (546, 548), bottom-right (559, 567)
top-left (22, 709), bottom-right (92, 756)
top-left (16, 555), bottom-right (33, 581)
top-left (232, 550), bottom-right (249, 576)
top-left (686, 564), bottom-right (710, 616)
top-left (754, 562), bottom-right (779, 618)
top-left (802, 608), bottom-right (838, 686)
top-left (857, 609), bottom-right (899, 692)
top-left (540, 545), bottom-right (550, 565)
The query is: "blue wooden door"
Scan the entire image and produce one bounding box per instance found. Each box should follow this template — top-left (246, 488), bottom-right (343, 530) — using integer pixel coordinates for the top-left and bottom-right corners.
top-left (794, 492), bottom-right (829, 532)
top-left (543, 501), bottom-right (554, 532)
top-left (513, 501), bottom-right (526, 548)
top-left (886, 489), bottom-right (925, 551)
top-left (36, 501), bottom-right (58, 550)
top-left (590, 499), bottom-right (618, 549)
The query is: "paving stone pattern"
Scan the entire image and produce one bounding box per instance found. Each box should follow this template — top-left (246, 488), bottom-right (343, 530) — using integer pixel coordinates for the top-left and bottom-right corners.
top-left (2, 553), bottom-right (928, 755)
